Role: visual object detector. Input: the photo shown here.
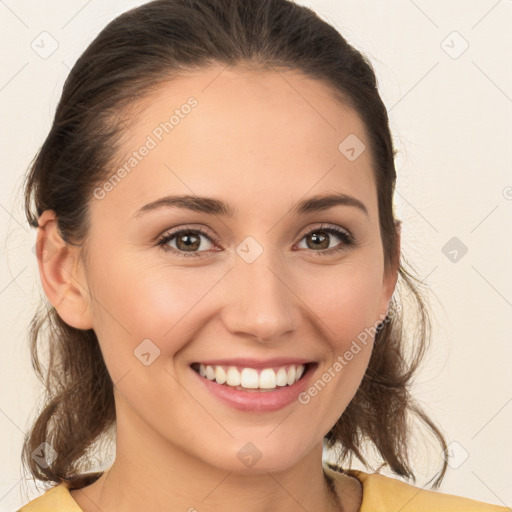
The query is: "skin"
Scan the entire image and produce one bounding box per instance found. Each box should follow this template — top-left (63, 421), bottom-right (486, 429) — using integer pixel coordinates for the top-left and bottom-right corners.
top-left (37, 63), bottom-right (399, 512)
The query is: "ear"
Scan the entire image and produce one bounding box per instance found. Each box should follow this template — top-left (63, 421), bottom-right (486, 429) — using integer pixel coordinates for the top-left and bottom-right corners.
top-left (36, 210), bottom-right (93, 330)
top-left (378, 220), bottom-right (401, 321)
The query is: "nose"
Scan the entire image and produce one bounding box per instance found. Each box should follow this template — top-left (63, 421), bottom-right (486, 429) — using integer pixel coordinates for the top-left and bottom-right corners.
top-left (220, 252), bottom-right (299, 343)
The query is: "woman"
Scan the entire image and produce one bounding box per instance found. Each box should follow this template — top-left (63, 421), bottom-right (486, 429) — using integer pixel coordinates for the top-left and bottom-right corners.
top-left (17, 0), bottom-right (507, 511)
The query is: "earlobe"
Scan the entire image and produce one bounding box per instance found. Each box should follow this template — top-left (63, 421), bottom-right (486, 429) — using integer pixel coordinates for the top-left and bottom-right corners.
top-left (378, 221), bottom-right (401, 322)
top-left (36, 210), bottom-right (93, 330)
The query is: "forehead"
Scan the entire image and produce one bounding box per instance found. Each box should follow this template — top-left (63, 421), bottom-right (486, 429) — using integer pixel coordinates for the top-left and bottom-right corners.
top-left (92, 64), bottom-right (377, 223)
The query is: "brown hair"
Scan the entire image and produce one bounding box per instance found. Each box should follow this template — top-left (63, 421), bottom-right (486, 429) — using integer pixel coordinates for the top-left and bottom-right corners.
top-left (22, 0), bottom-right (447, 492)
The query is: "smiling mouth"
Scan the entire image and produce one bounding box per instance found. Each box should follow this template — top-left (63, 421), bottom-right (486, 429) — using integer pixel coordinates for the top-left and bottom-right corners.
top-left (190, 362), bottom-right (315, 391)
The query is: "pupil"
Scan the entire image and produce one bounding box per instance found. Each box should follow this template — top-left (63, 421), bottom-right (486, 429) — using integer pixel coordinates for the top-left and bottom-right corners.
top-left (179, 232), bottom-right (199, 250)
top-left (310, 231), bottom-right (328, 249)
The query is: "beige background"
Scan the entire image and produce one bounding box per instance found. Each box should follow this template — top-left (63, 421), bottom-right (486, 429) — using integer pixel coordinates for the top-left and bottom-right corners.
top-left (1, 0), bottom-right (511, 509)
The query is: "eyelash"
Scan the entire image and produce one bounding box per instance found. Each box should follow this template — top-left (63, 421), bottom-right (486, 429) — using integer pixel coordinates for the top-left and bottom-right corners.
top-left (156, 224), bottom-right (356, 259)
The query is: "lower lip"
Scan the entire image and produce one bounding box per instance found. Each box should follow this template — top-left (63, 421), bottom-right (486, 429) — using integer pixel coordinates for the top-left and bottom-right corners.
top-left (191, 364), bottom-right (317, 413)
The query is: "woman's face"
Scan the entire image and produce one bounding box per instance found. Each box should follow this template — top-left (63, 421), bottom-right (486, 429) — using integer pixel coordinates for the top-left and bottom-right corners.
top-left (71, 64), bottom-right (397, 474)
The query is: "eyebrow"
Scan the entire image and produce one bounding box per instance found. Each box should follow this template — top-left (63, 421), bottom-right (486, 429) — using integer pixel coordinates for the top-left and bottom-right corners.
top-left (132, 192), bottom-right (369, 219)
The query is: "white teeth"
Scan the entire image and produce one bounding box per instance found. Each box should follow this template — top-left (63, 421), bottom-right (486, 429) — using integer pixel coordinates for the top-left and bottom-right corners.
top-left (196, 363), bottom-right (307, 390)
top-left (276, 367), bottom-right (288, 387)
top-left (240, 368), bottom-right (259, 389)
top-left (205, 365), bottom-right (215, 380)
top-left (286, 365), bottom-right (296, 385)
top-left (226, 366), bottom-right (241, 386)
top-left (259, 368), bottom-right (277, 389)
top-left (214, 366), bottom-right (227, 384)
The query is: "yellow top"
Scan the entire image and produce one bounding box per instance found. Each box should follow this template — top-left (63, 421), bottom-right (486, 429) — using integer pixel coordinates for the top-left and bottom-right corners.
top-left (324, 465), bottom-right (509, 511)
top-left (17, 463), bottom-right (509, 511)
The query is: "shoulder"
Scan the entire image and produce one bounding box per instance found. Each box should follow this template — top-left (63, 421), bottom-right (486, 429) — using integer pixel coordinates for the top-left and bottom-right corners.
top-left (323, 463), bottom-right (509, 512)
top-left (17, 483), bottom-right (82, 512)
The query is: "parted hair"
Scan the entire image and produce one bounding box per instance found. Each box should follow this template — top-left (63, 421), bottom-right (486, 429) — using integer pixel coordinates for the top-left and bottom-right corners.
top-left (22, 0), bottom-right (447, 491)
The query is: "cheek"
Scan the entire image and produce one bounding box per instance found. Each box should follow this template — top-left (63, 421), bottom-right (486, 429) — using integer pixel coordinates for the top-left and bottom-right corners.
top-left (302, 258), bottom-right (385, 343)
top-left (89, 256), bottom-right (219, 358)
top-left (88, 240), bottom-right (384, 383)
top-left (86, 262), bottom-right (211, 413)
top-left (93, 252), bottom-right (384, 344)
top-left (295, 266), bottom-right (381, 424)
top-left (297, 258), bottom-right (382, 396)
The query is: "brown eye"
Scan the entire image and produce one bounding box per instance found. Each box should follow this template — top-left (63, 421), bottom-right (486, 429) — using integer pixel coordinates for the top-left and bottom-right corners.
top-left (296, 225), bottom-right (354, 255)
top-left (175, 231), bottom-right (201, 252)
top-left (305, 230), bottom-right (330, 250)
top-left (157, 228), bottom-right (216, 257)
top-left (157, 224), bottom-right (355, 259)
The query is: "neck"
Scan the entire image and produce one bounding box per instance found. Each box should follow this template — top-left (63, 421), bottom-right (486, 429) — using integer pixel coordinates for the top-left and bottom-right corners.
top-left (70, 396), bottom-right (356, 512)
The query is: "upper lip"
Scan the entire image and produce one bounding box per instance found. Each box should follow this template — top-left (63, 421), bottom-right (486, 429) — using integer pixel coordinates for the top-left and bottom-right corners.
top-left (190, 357), bottom-right (315, 369)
